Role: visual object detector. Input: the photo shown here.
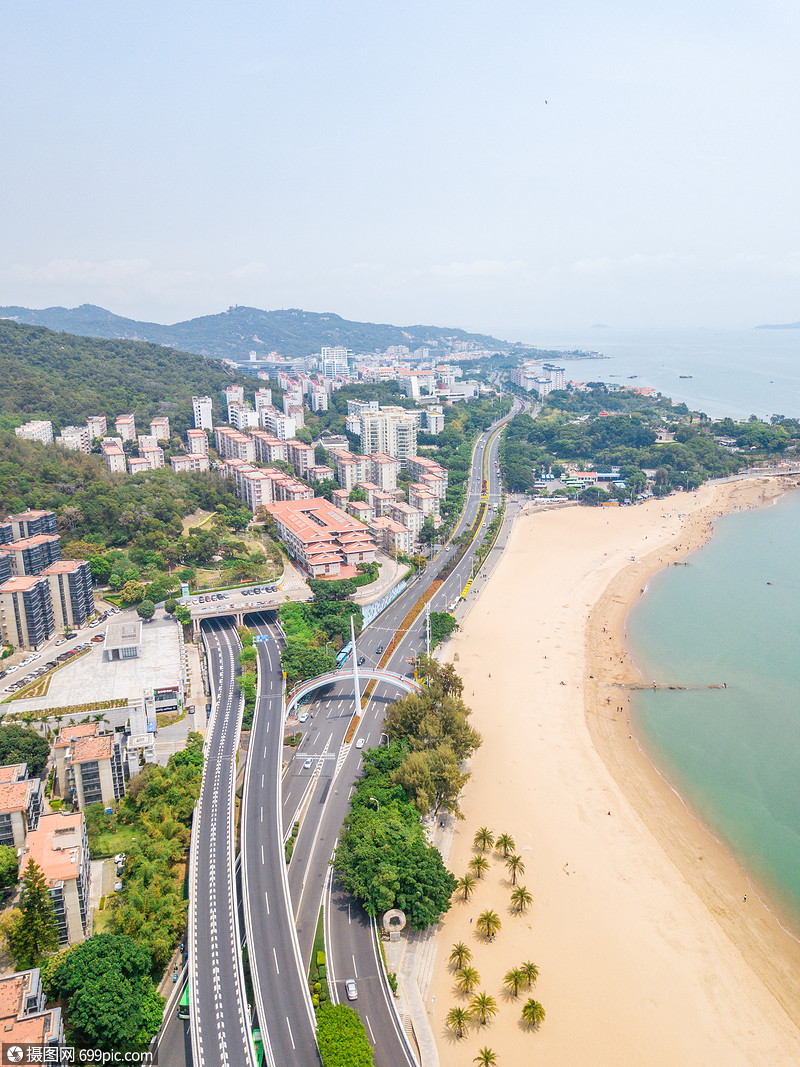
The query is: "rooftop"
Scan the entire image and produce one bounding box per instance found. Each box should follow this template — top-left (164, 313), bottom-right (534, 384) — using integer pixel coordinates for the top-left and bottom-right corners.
top-left (5, 535), bottom-right (60, 550)
top-left (55, 723), bottom-right (98, 750)
top-left (104, 620), bottom-right (143, 651)
top-left (0, 780), bottom-right (35, 814)
top-left (0, 575), bottom-right (46, 593)
top-left (21, 812), bottom-right (85, 885)
top-left (41, 560), bottom-right (85, 575)
top-left (70, 734), bottom-right (113, 764)
top-left (0, 764), bottom-right (26, 784)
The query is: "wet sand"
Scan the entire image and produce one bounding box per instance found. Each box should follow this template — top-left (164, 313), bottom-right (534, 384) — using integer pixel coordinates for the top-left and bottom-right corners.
top-left (429, 478), bottom-right (800, 1066)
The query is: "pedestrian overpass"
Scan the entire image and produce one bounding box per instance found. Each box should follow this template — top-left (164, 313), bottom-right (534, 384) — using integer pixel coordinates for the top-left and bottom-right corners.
top-left (285, 668), bottom-right (421, 717)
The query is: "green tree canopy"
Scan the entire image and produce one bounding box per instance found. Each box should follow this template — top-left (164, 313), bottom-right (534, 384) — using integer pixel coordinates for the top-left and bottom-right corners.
top-left (8, 859), bottom-right (58, 969)
top-left (0, 724), bottom-right (51, 777)
top-left (0, 845), bottom-right (19, 891)
top-left (43, 933), bottom-right (164, 1050)
top-left (135, 599), bottom-right (155, 620)
top-left (315, 1003), bottom-right (374, 1067)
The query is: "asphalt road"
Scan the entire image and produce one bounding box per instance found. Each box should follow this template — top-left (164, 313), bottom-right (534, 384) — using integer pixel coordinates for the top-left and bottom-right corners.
top-left (188, 619), bottom-right (255, 1067)
top-left (240, 612), bottom-right (321, 1067)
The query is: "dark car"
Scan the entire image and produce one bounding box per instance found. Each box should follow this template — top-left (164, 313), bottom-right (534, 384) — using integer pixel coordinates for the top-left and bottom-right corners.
top-left (358, 656), bottom-right (366, 666)
top-left (376, 645), bottom-right (384, 654)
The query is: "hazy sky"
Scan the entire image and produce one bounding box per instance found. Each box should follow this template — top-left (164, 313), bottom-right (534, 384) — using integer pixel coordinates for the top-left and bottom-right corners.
top-left (3, 0), bottom-right (800, 337)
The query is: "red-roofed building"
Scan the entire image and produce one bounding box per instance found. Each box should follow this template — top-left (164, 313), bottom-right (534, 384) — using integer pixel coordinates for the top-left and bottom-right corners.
top-left (267, 498), bottom-right (376, 578)
top-left (20, 812), bottom-right (91, 944)
top-left (0, 968), bottom-right (64, 1051)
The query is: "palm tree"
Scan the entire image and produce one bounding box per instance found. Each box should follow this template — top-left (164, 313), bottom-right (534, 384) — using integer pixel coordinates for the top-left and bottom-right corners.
top-left (510, 885), bottom-right (533, 914)
top-left (473, 826), bottom-right (495, 852)
top-left (457, 874), bottom-right (477, 900)
top-left (503, 967), bottom-right (526, 998)
top-left (469, 991), bottom-right (499, 1026)
top-left (495, 832), bottom-right (515, 857)
top-left (476, 909), bottom-right (501, 940)
top-left (468, 855), bottom-right (490, 879)
top-left (446, 1006), bottom-right (470, 1038)
top-left (505, 854), bottom-right (525, 886)
top-left (456, 966), bottom-right (481, 995)
top-left (449, 941), bottom-right (472, 970)
top-left (473, 1049), bottom-right (497, 1066)
top-left (521, 998), bottom-right (546, 1030)
top-left (520, 960), bottom-right (540, 988)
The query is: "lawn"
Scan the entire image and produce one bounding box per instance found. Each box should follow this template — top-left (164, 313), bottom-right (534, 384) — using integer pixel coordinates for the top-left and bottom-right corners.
top-left (88, 824), bottom-right (139, 860)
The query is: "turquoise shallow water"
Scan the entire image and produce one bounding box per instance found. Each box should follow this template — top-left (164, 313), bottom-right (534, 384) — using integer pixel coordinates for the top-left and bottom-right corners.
top-left (628, 490), bottom-right (800, 931)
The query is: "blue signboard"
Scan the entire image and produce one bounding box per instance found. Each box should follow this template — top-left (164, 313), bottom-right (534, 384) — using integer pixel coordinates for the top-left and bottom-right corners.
top-left (254, 634), bottom-right (270, 644)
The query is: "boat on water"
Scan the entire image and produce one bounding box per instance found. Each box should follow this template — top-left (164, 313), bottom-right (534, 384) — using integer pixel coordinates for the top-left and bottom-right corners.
top-left (679, 374), bottom-right (693, 378)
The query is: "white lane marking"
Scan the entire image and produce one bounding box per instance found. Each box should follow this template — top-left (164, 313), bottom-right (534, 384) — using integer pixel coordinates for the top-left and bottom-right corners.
top-left (273, 947), bottom-right (280, 974)
top-left (261, 844), bottom-right (264, 864)
top-left (264, 888), bottom-right (270, 914)
top-left (352, 954), bottom-right (358, 978)
top-left (366, 1015), bottom-right (376, 1042)
top-left (260, 806), bottom-right (263, 822)
top-left (286, 1017), bottom-right (296, 1050)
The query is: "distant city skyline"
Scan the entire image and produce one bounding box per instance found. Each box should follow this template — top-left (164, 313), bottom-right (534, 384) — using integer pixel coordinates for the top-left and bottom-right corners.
top-left (3, 1), bottom-right (800, 335)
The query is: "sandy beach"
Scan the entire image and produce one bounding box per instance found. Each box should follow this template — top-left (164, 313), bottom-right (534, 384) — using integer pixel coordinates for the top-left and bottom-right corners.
top-left (429, 478), bottom-right (800, 1066)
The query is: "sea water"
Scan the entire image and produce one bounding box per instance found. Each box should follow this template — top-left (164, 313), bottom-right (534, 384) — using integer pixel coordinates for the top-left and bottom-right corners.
top-left (627, 490), bottom-right (800, 930)
top-left (523, 326), bottom-right (800, 419)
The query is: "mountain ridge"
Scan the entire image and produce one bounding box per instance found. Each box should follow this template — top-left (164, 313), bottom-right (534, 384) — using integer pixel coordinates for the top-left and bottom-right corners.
top-left (0, 303), bottom-right (516, 361)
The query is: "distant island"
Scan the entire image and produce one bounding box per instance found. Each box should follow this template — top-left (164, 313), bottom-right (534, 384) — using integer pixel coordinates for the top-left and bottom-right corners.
top-left (755, 321), bottom-right (800, 329)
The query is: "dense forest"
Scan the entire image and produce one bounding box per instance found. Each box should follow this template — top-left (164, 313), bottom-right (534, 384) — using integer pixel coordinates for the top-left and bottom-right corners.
top-left (0, 432), bottom-right (242, 548)
top-left (0, 319), bottom-right (252, 439)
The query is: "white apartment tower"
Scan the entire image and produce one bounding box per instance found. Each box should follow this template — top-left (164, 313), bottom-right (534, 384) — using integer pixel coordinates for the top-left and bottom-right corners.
top-left (192, 396), bottom-right (214, 431)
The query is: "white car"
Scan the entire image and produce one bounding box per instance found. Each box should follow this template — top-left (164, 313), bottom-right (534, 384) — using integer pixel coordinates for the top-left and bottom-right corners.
top-left (355, 738), bottom-right (365, 750)
top-left (303, 758), bottom-right (313, 770)
top-left (298, 712), bottom-right (309, 724)
top-left (114, 881), bottom-right (123, 892)
top-left (345, 979), bottom-right (358, 1001)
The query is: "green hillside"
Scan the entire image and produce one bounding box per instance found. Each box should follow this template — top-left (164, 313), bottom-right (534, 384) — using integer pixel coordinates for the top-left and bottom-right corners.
top-left (0, 303), bottom-right (514, 362)
top-left (0, 320), bottom-right (251, 438)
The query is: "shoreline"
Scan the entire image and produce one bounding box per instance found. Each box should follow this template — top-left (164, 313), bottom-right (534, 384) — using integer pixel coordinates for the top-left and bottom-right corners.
top-left (429, 476), bottom-right (800, 1065)
top-left (584, 475), bottom-right (800, 1026)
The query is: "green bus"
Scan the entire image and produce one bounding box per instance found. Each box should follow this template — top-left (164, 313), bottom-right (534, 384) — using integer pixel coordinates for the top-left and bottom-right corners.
top-left (177, 983), bottom-right (190, 1021)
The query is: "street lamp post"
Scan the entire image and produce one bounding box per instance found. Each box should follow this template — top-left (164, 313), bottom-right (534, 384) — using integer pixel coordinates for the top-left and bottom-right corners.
top-left (369, 797), bottom-right (380, 812)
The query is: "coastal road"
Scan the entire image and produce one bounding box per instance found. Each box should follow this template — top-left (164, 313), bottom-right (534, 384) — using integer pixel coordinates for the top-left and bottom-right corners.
top-left (188, 618), bottom-right (256, 1067)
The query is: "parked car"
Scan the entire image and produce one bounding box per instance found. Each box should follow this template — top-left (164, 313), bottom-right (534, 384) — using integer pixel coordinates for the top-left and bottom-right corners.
top-left (91, 635), bottom-right (105, 644)
top-left (114, 881), bottom-right (123, 892)
top-left (54, 638), bottom-right (66, 646)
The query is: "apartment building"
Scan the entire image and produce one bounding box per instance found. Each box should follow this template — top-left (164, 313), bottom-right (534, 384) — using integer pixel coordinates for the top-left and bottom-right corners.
top-left (346, 499), bottom-right (374, 524)
top-left (86, 415), bottom-right (107, 439)
top-left (309, 386), bottom-right (328, 412)
top-left (320, 346), bottom-right (351, 379)
top-left (127, 456), bottom-right (151, 475)
top-left (101, 440), bottom-right (126, 473)
top-left (307, 464), bottom-right (334, 483)
top-left (370, 516), bottom-right (414, 556)
top-left (329, 450), bottom-right (369, 491)
top-left (171, 453), bottom-right (210, 473)
top-left (14, 420), bottom-right (54, 445)
top-left (358, 407), bottom-right (418, 464)
top-left (229, 403), bottom-right (259, 431)
top-left (139, 445), bottom-right (165, 470)
top-left (368, 453), bottom-right (400, 491)
top-left (1, 534), bottom-right (61, 576)
top-left (114, 414), bottom-right (136, 441)
top-left (150, 416), bottom-right (170, 440)
top-left (388, 501), bottom-right (425, 541)
top-left (2, 510), bottom-right (58, 542)
top-left (409, 483), bottom-right (439, 519)
top-left (0, 555), bottom-right (10, 586)
top-left (0, 575), bottom-right (55, 649)
top-left (425, 408), bottom-right (445, 434)
top-left (0, 764), bottom-right (43, 849)
top-left (55, 425), bottom-right (91, 453)
top-left (41, 559), bottom-right (94, 630)
top-left (232, 466), bottom-right (275, 513)
top-left (214, 426), bottom-right (256, 463)
top-left (251, 431), bottom-right (287, 464)
top-left (0, 967), bottom-right (65, 1051)
top-left (54, 723), bottom-right (127, 809)
top-left (259, 407), bottom-right (296, 440)
top-left (267, 498), bottom-right (376, 578)
top-left (187, 428), bottom-right (209, 454)
top-left (137, 434), bottom-right (159, 450)
top-left (287, 440), bottom-right (315, 479)
top-left (225, 385), bottom-right (245, 414)
top-left (192, 395), bottom-right (214, 430)
top-left (254, 387), bottom-right (273, 412)
top-left (406, 455), bottom-right (449, 490)
top-left (20, 812), bottom-right (91, 945)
